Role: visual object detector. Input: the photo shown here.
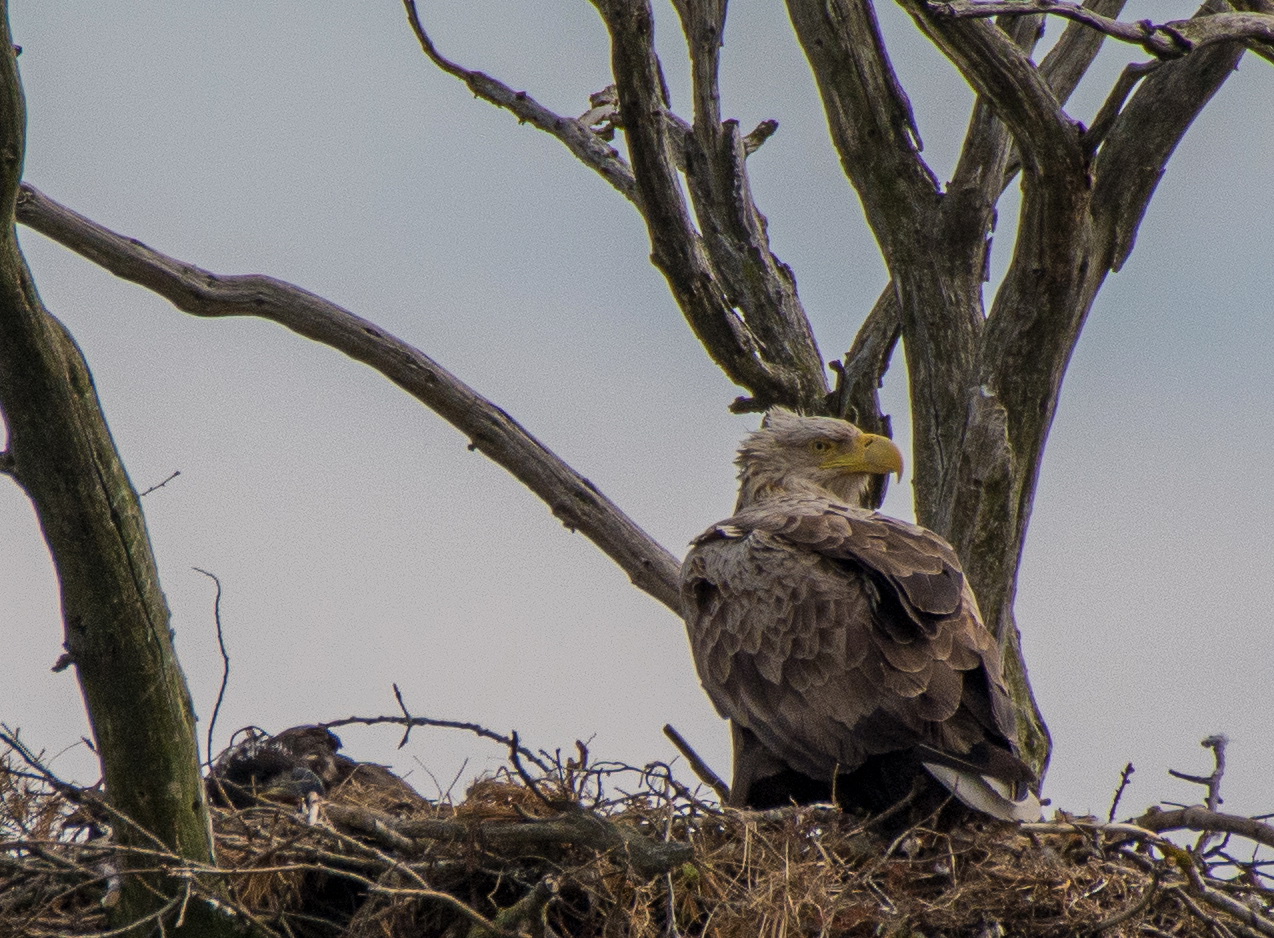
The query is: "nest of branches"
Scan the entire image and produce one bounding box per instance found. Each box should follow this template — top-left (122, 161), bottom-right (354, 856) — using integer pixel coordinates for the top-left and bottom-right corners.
top-left (2, 726), bottom-right (1272, 938)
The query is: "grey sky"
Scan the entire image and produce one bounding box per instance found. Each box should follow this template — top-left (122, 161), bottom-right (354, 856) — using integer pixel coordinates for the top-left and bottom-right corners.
top-left (2, 2), bottom-right (1271, 819)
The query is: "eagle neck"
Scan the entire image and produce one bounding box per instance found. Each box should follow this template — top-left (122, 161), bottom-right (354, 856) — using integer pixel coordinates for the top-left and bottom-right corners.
top-left (734, 473), bottom-right (867, 512)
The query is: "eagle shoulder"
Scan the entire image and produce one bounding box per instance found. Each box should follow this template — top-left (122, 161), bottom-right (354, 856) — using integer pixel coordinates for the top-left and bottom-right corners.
top-left (688, 496), bottom-right (968, 625)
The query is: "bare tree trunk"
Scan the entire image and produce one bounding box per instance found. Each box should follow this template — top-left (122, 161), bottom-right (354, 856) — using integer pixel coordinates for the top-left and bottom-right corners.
top-left (0, 10), bottom-right (233, 935)
top-left (780, 0), bottom-right (1257, 775)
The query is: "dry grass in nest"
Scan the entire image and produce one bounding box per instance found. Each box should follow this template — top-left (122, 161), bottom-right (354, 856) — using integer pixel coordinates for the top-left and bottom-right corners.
top-left (3, 736), bottom-right (1272, 938)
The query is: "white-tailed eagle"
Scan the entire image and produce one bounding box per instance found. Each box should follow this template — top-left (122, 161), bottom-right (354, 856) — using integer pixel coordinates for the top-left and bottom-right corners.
top-left (680, 408), bottom-right (1041, 822)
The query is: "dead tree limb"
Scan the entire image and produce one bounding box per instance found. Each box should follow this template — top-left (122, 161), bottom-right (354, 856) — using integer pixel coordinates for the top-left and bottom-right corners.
top-left (1133, 806), bottom-right (1274, 852)
top-left (590, 0), bottom-right (829, 412)
top-left (15, 183), bottom-right (683, 613)
top-left (929, 1), bottom-right (1274, 60)
top-left (400, 0), bottom-right (638, 203)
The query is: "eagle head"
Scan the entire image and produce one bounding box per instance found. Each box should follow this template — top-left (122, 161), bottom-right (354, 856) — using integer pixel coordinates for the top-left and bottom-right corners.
top-left (735, 407), bottom-right (903, 509)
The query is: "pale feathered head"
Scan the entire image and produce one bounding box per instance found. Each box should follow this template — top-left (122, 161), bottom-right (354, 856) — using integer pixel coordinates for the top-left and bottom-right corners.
top-left (735, 407), bottom-right (903, 509)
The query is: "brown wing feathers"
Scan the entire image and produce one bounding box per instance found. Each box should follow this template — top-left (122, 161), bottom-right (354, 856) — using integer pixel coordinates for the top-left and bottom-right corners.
top-left (683, 495), bottom-right (1039, 819)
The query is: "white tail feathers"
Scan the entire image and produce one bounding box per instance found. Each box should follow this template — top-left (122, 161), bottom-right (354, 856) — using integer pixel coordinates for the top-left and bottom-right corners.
top-left (922, 762), bottom-right (1043, 823)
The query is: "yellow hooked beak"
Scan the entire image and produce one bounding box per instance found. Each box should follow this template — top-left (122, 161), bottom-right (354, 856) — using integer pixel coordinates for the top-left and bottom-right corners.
top-left (823, 433), bottom-right (904, 480)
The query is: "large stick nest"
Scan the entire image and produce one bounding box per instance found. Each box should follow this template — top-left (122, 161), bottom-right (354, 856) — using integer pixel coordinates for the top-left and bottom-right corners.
top-left (2, 727), bottom-right (1271, 938)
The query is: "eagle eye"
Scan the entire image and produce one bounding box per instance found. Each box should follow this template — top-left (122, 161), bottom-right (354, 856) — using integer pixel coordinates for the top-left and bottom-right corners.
top-left (810, 439), bottom-right (832, 454)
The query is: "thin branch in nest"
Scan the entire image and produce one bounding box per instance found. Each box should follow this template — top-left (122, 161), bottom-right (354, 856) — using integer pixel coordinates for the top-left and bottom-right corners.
top-left (864, 794), bottom-right (953, 876)
top-left (1180, 862), bottom-right (1274, 938)
top-left (1108, 761), bottom-right (1135, 822)
top-left (1170, 734), bottom-right (1228, 812)
top-left (507, 731), bottom-right (558, 811)
top-left (662, 724), bottom-right (729, 804)
top-left (1088, 866), bottom-right (1161, 934)
top-left (470, 875), bottom-right (560, 938)
top-left (192, 566), bottom-right (230, 767)
top-left (323, 709), bottom-right (551, 773)
top-left (306, 803), bottom-right (520, 936)
top-left (62, 893), bottom-right (186, 938)
top-left (640, 759), bottom-right (710, 820)
top-left (1169, 734), bottom-right (1229, 855)
top-left (0, 726), bottom-right (117, 835)
top-left (855, 777), bottom-right (926, 837)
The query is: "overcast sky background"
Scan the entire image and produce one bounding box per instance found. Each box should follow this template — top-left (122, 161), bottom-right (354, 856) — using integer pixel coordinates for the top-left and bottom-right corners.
top-left (2, 2), bottom-right (1271, 820)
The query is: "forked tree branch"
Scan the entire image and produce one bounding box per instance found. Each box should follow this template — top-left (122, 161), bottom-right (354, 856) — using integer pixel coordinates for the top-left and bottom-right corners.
top-left (16, 183), bottom-right (683, 613)
top-left (400, 0), bottom-right (637, 203)
top-left (900, 0), bottom-right (1085, 179)
top-left (930, 1), bottom-right (1274, 60)
top-left (590, 0), bottom-right (826, 411)
top-left (786, 0), bottom-right (984, 525)
top-left (669, 0), bottom-right (829, 410)
top-left (942, 0), bottom-right (1128, 273)
top-left (670, 0), bottom-right (727, 131)
top-left (408, 0), bottom-right (828, 413)
top-left (877, 1), bottom-right (1111, 778)
top-left (938, 13), bottom-right (1045, 304)
top-left (835, 0), bottom-right (1124, 464)
top-left (990, 0), bottom-right (1128, 181)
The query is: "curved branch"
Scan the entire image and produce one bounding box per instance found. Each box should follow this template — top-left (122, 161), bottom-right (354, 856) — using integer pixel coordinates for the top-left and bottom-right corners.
top-left (1133, 805), bottom-right (1274, 851)
top-left (931, 1), bottom-right (1274, 59)
top-left (401, 0), bottom-right (637, 203)
top-left (16, 183), bottom-right (683, 613)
